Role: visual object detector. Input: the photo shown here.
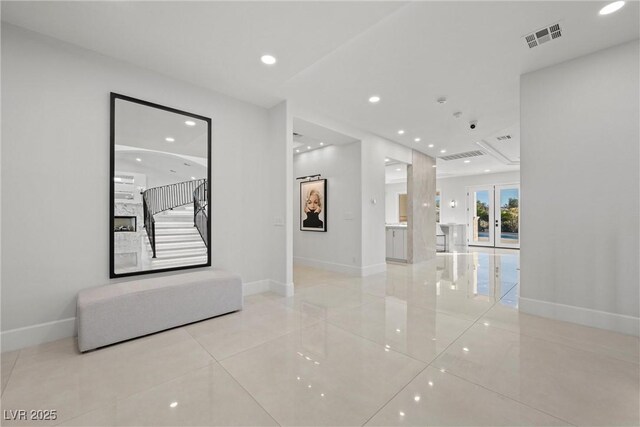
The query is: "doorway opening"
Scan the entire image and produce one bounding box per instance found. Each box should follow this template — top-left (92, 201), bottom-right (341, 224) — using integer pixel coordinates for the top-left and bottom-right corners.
top-left (467, 184), bottom-right (520, 249)
top-left (385, 159), bottom-right (409, 263)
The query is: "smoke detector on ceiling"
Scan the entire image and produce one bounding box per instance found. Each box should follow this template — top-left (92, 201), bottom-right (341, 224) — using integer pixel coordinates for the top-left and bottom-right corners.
top-left (524, 23), bottom-right (562, 49)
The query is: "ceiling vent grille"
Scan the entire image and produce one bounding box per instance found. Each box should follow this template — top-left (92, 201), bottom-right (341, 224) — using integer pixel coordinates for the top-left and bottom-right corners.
top-left (524, 23), bottom-right (562, 48)
top-left (440, 150), bottom-right (485, 161)
top-left (496, 135), bottom-right (512, 141)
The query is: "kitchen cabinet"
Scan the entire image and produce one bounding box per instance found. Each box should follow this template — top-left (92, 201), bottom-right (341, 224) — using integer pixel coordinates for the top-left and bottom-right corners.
top-left (386, 226), bottom-right (407, 261)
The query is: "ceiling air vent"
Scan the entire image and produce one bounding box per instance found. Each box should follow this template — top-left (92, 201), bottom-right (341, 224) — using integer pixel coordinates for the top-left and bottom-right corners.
top-left (524, 23), bottom-right (562, 49)
top-left (496, 135), bottom-right (512, 141)
top-left (440, 150), bottom-right (485, 161)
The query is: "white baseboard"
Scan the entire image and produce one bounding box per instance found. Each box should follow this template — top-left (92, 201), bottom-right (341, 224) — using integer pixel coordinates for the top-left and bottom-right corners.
top-left (361, 263), bottom-right (387, 276)
top-left (269, 280), bottom-right (294, 297)
top-left (243, 279), bottom-right (271, 296)
top-left (244, 279), bottom-right (294, 297)
top-left (519, 297), bottom-right (640, 337)
top-left (294, 256), bottom-right (360, 275)
top-left (294, 257), bottom-right (386, 277)
top-left (1, 317), bottom-right (76, 352)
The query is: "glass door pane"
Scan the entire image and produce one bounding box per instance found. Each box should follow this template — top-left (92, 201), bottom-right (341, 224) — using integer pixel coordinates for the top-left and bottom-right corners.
top-left (468, 187), bottom-right (494, 246)
top-left (495, 185), bottom-right (520, 249)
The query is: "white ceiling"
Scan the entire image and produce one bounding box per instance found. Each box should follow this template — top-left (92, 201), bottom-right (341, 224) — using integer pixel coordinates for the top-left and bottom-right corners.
top-left (3, 1), bottom-right (639, 177)
top-left (1, 1), bottom-right (404, 107)
top-left (293, 117), bottom-right (358, 155)
top-left (115, 98), bottom-right (208, 158)
top-left (116, 148), bottom-right (207, 187)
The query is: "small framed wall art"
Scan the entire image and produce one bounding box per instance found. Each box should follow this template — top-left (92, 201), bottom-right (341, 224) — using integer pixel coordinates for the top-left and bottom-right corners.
top-left (300, 179), bottom-right (327, 232)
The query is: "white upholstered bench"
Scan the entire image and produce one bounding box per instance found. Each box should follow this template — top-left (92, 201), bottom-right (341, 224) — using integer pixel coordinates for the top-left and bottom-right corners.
top-left (76, 270), bottom-right (242, 352)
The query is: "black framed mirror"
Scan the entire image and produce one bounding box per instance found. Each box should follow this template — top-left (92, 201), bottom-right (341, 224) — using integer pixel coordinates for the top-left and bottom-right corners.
top-left (110, 93), bottom-right (211, 278)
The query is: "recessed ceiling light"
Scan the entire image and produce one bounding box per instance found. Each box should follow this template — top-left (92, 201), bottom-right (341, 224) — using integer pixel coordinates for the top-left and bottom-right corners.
top-left (184, 120), bottom-right (196, 127)
top-left (464, 160), bottom-right (471, 163)
top-left (165, 137), bottom-right (175, 142)
top-left (296, 149), bottom-right (300, 153)
top-left (599, 1), bottom-right (625, 15)
top-left (397, 130), bottom-right (405, 135)
top-left (432, 165), bottom-right (437, 168)
top-left (260, 54), bottom-right (277, 65)
top-left (385, 158), bottom-right (390, 162)
top-left (484, 169), bottom-right (491, 172)
top-left (320, 142), bottom-right (324, 146)
top-left (136, 158), bottom-right (142, 162)
top-left (307, 146), bottom-right (311, 149)
top-left (396, 168), bottom-right (401, 171)
top-left (169, 402), bottom-right (178, 409)
top-left (440, 149), bottom-right (446, 153)
top-left (428, 144), bottom-right (434, 148)
top-left (369, 95), bottom-right (381, 103)
top-left (191, 176), bottom-right (196, 180)
top-left (414, 137), bottom-right (421, 142)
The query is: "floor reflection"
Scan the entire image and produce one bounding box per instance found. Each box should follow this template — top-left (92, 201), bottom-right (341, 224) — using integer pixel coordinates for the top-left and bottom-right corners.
top-left (435, 248), bottom-right (519, 305)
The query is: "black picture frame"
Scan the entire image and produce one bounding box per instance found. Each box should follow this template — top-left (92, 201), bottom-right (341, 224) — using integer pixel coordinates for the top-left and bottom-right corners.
top-left (110, 92), bottom-right (212, 278)
top-left (300, 179), bottom-right (327, 232)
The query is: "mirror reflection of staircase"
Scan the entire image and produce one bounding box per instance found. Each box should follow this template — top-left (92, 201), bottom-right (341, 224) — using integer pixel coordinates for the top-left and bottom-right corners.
top-left (141, 178), bottom-right (208, 270)
top-left (148, 206), bottom-right (207, 268)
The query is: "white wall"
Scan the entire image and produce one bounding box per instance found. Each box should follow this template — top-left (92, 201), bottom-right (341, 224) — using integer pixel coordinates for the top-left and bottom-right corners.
top-left (438, 171), bottom-right (520, 225)
top-left (520, 40), bottom-right (639, 336)
top-left (385, 182), bottom-right (407, 224)
top-left (1, 25), bottom-right (289, 350)
top-left (267, 101), bottom-right (294, 294)
top-left (293, 143), bottom-right (362, 274)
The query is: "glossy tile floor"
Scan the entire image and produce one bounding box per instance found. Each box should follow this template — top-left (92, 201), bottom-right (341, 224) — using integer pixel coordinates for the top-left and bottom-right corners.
top-left (1, 249), bottom-right (639, 426)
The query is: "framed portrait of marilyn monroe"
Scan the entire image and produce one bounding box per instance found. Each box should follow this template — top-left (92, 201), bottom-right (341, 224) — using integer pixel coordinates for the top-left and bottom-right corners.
top-left (300, 179), bottom-right (327, 232)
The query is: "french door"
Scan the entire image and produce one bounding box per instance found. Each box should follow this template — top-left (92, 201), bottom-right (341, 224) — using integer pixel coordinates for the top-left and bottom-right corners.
top-left (467, 184), bottom-right (520, 249)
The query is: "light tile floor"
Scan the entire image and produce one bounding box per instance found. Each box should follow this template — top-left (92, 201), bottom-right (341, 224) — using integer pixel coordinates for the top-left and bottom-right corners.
top-left (1, 249), bottom-right (638, 426)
